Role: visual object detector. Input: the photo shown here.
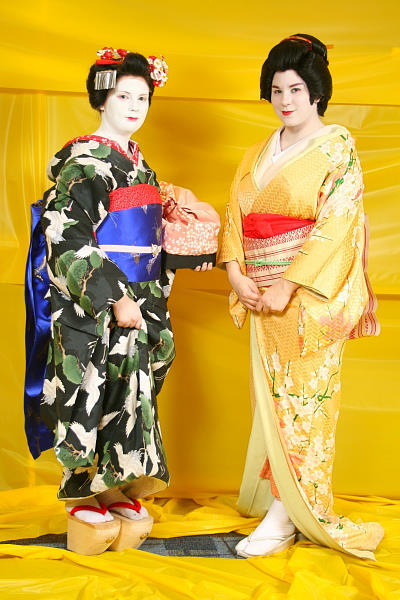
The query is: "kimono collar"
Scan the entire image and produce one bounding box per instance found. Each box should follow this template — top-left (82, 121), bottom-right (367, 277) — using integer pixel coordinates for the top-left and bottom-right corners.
top-left (253, 124), bottom-right (347, 192)
top-left (63, 135), bottom-right (139, 165)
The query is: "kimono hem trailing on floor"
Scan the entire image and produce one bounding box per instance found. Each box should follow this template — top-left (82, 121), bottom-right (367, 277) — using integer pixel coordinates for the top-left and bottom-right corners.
top-left (218, 124), bottom-right (383, 560)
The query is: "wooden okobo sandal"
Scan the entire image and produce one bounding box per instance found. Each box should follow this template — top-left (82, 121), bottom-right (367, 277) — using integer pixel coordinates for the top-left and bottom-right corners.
top-left (107, 499), bottom-right (154, 551)
top-left (67, 502), bottom-right (121, 555)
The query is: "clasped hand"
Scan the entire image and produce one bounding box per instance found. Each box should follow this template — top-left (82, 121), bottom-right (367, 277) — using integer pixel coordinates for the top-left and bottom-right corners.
top-left (232, 273), bottom-right (298, 313)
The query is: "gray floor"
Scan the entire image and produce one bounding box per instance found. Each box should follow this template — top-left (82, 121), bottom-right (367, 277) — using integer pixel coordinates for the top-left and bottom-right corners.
top-left (1, 533), bottom-right (245, 558)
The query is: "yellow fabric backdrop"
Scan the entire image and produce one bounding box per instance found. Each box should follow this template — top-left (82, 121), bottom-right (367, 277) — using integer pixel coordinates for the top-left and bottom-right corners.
top-left (0, 0), bottom-right (399, 597)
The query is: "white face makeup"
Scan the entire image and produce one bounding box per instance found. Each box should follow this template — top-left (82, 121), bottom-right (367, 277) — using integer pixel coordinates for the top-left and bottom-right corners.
top-left (99, 75), bottom-right (150, 138)
top-left (270, 70), bottom-right (320, 130)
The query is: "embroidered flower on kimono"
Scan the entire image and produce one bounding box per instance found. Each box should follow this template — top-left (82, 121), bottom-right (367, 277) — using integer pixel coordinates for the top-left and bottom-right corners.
top-left (333, 382), bottom-right (341, 394)
top-left (352, 223), bottom-right (362, 249)
top-left (311, 432), bottom-right (325, 455)
top-left (271, 350), bottom-right (281, 372)
top-left (319, 307), bottom-right (353, 341)
top-left (318, 364), bottom-right (330, 381)
top-left (324, 342), bottom-right (341, 367)
top-left (284, 374), bottom-right (294, 389)
top-left (337, 284), bottom-right (350, 305)
top-left (320, 141), bottom-right (331, 155)
top-left (329, 174), bottom-right (362, 218)
top-left (309, 377), bottom-right (319, 391)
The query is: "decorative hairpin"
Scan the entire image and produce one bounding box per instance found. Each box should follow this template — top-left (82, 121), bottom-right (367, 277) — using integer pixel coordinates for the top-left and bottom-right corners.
top-left (147, 56), bottom-right (168, 87)
top-left (94, 70), bottom-right (117, 91)
top-left (96, 47), bottom-right (128, 65)
top-left (94, 47), bottom-right (169, 90)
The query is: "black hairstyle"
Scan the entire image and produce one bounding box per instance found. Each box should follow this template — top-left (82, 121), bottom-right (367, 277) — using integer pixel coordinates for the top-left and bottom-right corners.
top-left (260, 34), bottom-right (332, 116)
top-left (86, 52), bottom-right (154, 111)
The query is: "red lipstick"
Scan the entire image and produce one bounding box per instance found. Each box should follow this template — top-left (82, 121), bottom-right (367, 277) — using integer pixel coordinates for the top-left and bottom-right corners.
top-left (282, 111), bottom-right (294, 116)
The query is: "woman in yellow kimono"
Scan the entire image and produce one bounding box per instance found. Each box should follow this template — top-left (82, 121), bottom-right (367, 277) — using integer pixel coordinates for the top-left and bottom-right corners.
top-left (219, 34), bottom-right (383, 560)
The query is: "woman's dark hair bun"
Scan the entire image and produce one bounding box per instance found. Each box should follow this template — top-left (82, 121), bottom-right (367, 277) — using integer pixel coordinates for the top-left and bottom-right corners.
top-left (292, 33), bottom-right (329, 65)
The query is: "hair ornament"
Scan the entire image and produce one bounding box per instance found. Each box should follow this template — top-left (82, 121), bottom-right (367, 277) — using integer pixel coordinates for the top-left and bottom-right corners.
top-left (147, 55), bottom-right (168, 87)
top-left (94, 69), bottom-right (117, 91)
top-left (281, 35), bottom-right (313, 50)
top-left (96, 47), bottom-right (128, 65)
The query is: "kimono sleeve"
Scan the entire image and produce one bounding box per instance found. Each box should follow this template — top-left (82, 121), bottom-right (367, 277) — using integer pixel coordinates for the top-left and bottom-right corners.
top-left (282, 137), bottom-right (365, 301)
top-left (217, 165), bottom-right (246, 273)
top-left (42, 159), bottom-right (129, 319)
top-left (217, 157), bottom-right (249, 329)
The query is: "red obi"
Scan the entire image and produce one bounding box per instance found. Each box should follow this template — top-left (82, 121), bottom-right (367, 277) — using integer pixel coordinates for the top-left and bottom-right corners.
top-left (243, 213), bottom-right (315, 288)
top-left (243, 213), bottom-right (315, 238)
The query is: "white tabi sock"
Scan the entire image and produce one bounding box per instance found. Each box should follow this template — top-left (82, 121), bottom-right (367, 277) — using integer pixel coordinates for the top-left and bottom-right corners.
top-left (237, 498), bottom-right (296, 556)
top-left (65, 496), bottom-right (114, 524)
top-left (250, 498), bottom-right (296, 540)
top-left (97, 488), bottom-right (149, 520)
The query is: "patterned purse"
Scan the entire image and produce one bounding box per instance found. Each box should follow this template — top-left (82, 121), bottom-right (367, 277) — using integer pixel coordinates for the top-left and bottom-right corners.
top-left (159, 181), bottom-right (220, 269)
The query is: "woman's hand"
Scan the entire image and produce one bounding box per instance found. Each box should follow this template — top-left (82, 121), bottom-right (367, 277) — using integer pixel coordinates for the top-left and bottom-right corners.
top-left (256, 279), bottom-right (299, 314)
top-left (226, 261), bottom-right (261, 310)
top-left (194, 262), bottom-right (213, 272)
top-left (112, 294), bottom-right (142, 329)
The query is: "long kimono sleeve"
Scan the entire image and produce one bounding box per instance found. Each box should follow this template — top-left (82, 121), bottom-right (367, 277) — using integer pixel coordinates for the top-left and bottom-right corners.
top-left (283, 138), bottom-right (365, 300)
top-left (42, 159), bottom-right (129, 320)
top-left (218, 159), bottom-right (248, 328)
top-left (282, 136), bottom-right (371, 354)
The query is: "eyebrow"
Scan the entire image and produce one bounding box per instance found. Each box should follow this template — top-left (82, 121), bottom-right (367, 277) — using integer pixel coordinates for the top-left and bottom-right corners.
top-left (118, 90), bottom-right (149, 95)
top-left (272, 82), bottom-right (304, 89)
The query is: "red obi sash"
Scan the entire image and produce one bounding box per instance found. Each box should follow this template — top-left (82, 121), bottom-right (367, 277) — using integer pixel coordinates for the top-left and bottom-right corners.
top-left (243, 213), bottom-right (315, 288)
top-left (243, 213), bottom-right (315, 238)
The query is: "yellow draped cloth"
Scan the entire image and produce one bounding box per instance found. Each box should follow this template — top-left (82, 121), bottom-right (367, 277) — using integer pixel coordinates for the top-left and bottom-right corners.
top-left (219, 124), bottom-right (384, 560)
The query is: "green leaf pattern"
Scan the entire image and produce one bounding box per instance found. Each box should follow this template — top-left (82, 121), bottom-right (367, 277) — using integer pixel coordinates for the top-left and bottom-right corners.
top-left (40, 139), bottom-right (175, 500)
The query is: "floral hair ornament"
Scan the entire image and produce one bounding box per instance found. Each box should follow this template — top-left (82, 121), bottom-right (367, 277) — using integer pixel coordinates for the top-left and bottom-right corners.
top-left (96, 47), bottom-right (128, 65)
top-left (94, 47), bottom-right (128, 90)
top-left (147, 56), bottom-right (168, 87)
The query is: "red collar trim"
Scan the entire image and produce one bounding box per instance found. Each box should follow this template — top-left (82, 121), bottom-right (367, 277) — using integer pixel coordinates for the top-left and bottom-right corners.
top-left (63, 135), bottom-right (139, 165)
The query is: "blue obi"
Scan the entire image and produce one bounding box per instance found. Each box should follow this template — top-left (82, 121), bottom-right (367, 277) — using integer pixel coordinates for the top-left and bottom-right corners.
top-left (96, 184), bottom-right (162, 282)
top-left (24, 201), bottom-right (54, 458)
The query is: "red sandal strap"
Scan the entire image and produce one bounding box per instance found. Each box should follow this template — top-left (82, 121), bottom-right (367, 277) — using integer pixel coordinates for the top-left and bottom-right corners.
top-left (107, 499), bottom-right (142, 513)
top-left (69, 502), bottom-right (108, 517)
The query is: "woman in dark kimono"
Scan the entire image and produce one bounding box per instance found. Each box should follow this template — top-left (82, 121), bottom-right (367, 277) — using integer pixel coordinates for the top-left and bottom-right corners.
top-left (38, 48), bottom-right (212, 554)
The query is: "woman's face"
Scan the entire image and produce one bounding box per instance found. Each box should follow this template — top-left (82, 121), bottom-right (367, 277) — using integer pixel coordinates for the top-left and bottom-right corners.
top-left (270, 70), bottom-right (319, 128)
top-left (100, 75), bottom-right (150, 137)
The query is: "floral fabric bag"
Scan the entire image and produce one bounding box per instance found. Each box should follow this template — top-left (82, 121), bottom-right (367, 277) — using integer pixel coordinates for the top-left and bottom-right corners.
top-left (159, 181), bottom-right (220, 269)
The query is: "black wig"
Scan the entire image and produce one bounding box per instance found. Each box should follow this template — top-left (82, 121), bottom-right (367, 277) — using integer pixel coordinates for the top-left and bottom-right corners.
top-left (260, 34), bottom-right (332, 116)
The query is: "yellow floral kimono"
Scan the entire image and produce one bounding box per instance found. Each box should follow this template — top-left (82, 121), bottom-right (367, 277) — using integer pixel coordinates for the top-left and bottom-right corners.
top-left (219, 124), bottom-right (383, 560)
